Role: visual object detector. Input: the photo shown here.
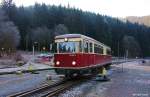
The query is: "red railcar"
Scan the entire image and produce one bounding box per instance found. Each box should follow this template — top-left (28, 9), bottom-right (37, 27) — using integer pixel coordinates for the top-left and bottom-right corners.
top-left (54, 34), bottom-right (112, 77)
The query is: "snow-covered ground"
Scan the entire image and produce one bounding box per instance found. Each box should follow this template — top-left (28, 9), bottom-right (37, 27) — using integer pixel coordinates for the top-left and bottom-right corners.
top-left (0, 58), bottom-right (134, 74)
top-left (58, 60), bottom-right (150, 97)
top-left (0, 70), bottom-right (58, 96)
top-left (0, 51), bottom-right (54, 74)
top-left (0, 59), bottom-right (17, 68)
top-left (0, 62), bottom-right (52, 74)
top-left (0, 59), bottom-right (149, 97)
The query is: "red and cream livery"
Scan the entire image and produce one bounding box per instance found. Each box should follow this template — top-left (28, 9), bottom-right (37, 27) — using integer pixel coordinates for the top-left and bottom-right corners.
top-left (54, 34), bottom-right (111, 77)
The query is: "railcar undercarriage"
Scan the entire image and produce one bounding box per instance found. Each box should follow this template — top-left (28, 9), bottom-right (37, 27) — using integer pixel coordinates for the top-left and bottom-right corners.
top-left (55, 63), bottom-right (111, 78)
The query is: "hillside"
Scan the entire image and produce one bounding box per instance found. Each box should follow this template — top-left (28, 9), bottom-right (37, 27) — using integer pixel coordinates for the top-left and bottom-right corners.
top-left (1, 1), bottom-right (150, 57)
top-left (124, 16), bottom-right (150, 27)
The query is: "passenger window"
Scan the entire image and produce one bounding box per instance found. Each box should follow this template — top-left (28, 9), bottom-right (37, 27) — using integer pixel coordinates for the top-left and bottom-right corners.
top-left (84, 42), bottom-right (88, 53)
top-left (79, 41), bottom-right (82, 52)
top-left (94, 44), bottom-right (103, 54)
top-left (89, 43), bottom-right (93, 53)
top-left (99, 46), bottom-right (103, 54)
top-left (107, 49), bottom-right (111, 55)
top-left (94, 44), bottom-right (98, 53)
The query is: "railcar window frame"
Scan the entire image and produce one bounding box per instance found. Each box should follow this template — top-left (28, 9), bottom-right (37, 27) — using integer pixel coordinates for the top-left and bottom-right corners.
top-left (57, 41), bottom-right (82, 53)
top-left (55, 34), bottom-right (110, 55)
top-left (107, 49), bottom-right (111, 55)
top-left (89, 42), bottom-right (93, 53)
top-left (83, 40), bottom-right (89, 53)
top-left (94, 44), bottom-right (103, 54)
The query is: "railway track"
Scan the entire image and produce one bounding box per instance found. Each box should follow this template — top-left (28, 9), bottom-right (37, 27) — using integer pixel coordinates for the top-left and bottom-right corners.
top-left (7, 79), bottom-right (67, 97)
top-left (40, 80), bottom-right (81, 97)
top-left (7, 78), bottom-right (87, 97)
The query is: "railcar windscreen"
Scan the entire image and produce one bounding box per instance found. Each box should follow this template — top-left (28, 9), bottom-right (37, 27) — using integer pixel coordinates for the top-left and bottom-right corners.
top-left (58, 41), bottom-right (81, 53)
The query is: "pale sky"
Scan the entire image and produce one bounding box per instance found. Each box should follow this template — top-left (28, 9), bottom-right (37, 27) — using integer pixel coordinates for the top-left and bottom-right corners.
top-left (6, 0), bottom-right (150, 17)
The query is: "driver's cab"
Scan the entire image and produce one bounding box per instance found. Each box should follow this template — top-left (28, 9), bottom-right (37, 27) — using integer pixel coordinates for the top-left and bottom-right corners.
top-left (54, 34), bottom-right (83, 68)
top-left (55, 37), bottom-right (82, 54)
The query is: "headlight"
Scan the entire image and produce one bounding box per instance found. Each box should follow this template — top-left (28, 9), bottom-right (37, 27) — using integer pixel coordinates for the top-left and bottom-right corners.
top-left (72, 61), bottom-right (76, 65)
top-left (56, 61), bottom-right (60, 65)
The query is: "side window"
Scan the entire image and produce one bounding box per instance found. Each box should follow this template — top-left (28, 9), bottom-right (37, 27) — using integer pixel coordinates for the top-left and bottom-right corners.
top-left (89, 43), bottom-right (93, 53)
top-left (84, 41), bottom-right (88, 53)
top-left (57, 43), bottom-right (59, 53)
top-left (94, 44), bottom-right (98, 53)
top-left (99, 46), bottom-right (103, 54)
top-left (94, 44), bottom-right (103, 54)
top-left (79, 41), bottom-right (82, 52)
top-left (107, 49), bottom-right (111, 55)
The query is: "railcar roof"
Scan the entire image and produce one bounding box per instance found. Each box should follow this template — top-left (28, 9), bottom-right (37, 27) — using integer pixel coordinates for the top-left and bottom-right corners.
top-left (55, 34), bottom-right (110, 49)
top-left (55, 34), bottom-right (82, 39)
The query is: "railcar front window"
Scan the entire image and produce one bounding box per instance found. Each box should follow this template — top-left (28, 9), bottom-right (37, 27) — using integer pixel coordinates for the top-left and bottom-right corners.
top-left (58, 42), bottom-right (81, 53)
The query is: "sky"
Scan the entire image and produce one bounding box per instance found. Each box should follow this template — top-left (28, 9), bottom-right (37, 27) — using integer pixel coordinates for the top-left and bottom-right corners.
top-left (6, 0), bottom-right (150, 17)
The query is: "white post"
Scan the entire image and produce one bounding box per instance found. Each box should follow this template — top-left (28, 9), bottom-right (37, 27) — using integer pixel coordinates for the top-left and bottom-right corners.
top-left (121, 61), bottom-right (123, 72)
top-left (33, 45), bottom-right (35, 56)
top-left (50, 44), bottom-right (52, 52)
top-left (117, 41), bottom-right (119, 64)
top-left (126, 50), bottom-right (128, 59)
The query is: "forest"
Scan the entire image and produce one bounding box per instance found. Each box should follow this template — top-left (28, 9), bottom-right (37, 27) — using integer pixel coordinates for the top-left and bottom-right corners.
top-left (1, 0), bottom-right (150, 57)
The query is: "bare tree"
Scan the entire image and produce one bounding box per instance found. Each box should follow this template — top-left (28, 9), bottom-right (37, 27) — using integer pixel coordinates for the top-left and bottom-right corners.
top-left (0, 9), bottom-right (20, 56)
top-left (29, 26), bottom-right (51, 51)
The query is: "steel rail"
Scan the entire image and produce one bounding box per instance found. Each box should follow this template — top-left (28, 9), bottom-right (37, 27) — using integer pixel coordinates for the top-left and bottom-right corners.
top-left (8, 77), bottom-right (89, 97)
top-left (7, 79), bottom-right (67, 97)
top-left (42, 80), bottom-right (82, 97)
